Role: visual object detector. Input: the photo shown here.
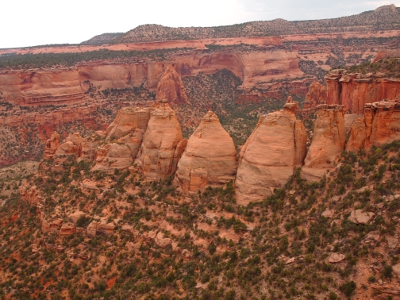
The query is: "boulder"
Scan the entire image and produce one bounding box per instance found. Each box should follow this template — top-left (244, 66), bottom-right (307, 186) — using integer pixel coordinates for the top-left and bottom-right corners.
top-left (348, 209), bottom-right (375, 224)
top-left (174, 111), bottom-right (238, 193)
top-left (135, 101), bottom-right (186, 180)
top-left (60, 223), bottom-right (76, 235)
top-left (156, 66), bottom-right (189, 106)
top-left (235, 99), bottom-right (307, 205)
top-left (154, 231), bottom-right (173, 248)
top-left (328, 253), bottom-right (345, 263)
top-left (393, 264), bottom-right (400, 275)
top-left (302, 105), bottom-right (346, 181)
top-left (86, 221), bottom-right (98, 237)
top-left (387, 237), bottom-right (399, 249)
top-left (68, 211), bottom-right (86, 224)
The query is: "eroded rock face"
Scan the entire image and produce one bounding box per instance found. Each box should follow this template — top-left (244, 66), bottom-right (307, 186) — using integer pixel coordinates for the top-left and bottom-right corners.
top-left (43, 131), bottom-right (60, 159)
top-left (235, 100), bottom-right (307, 205)
top-left (347, 100), bottom-right (400, 151)
top-left (106, 106), bottom-right (150, 140)
top-left (302, 105), bottom-right (346, 181)
top-left (304, 82), bottom-right (327, 109)
top-left (135, 101), bottom-right (186, 180)
top-left (325, 70), bottom-right (400, 113)
top-left (174, 111), bottom-right (237, 193)
top-left (156, 66), bottom-right (189, 106)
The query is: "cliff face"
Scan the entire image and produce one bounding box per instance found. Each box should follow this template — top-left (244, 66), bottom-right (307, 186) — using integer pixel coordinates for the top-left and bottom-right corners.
top-left (301, 105), bottom-right (346, 181)
top-left (325, 70), bottom-right (400, 113)
top-left (346, 100), bottom-right (400, 151)
top-left (235, 99), bottom-right (307, 205)
top-left (303, 82), bottom-right (327, 109)
top-left (174, 111), bottom-right (237, 193)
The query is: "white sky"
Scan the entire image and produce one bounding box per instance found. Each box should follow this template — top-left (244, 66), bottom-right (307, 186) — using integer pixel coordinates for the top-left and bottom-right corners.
top-left (1, 0), bottom-right (399, 49)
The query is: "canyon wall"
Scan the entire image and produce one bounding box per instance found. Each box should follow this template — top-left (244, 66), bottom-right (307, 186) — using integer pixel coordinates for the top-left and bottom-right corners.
top-left (346, 100), bottom-right (400, 151)
top-left (325, 70), bottom-right (400, 113)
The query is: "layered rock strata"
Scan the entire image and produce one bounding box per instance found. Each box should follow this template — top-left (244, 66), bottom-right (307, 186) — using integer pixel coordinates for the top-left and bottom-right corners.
top-left (135, 101), bottom-right (186, 180)
top-left (174, 111), bottom-right (237, 193)
top-left (301, 105), bottom-right (346, 181)
top-left (325, 70), bottom-right (400, 113)
top-left (235, 98), bottom-right (307, 205)
top-left (346, 100), bottom-right (400, 151)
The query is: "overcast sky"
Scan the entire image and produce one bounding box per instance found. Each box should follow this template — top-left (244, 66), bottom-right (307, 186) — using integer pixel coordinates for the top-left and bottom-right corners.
top-left (1, 0), bottom-right (399, 49)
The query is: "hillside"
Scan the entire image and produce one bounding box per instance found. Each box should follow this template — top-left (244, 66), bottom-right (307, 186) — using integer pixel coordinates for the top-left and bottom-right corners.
top-left (96, 5), bottom-right (400, 44)
top-left (0, 120), bottom-right (400, 299)
top-left (81, 33), bottom-right (124, 45)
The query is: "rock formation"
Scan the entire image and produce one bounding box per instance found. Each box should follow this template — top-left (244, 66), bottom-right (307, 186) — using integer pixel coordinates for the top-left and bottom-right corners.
top-left (156, 66), bottom-right (189, 106)
top-left (346, 99), bottom-right (400, 151)
top-left (235, 98), bottom-right (307, 205)
top-left (106, 106), bottom-right (150, 140)
top-left (325, 70), bottom-right (400, 113)
top-left (174, 111), bottom-right (237, 193)
top-left (43, 131), bottom-right (60, 159)
top-left (135, 101), bottom-right (186, 180)
top-left (301, 105), bottom-right (346, 181)
top-left (303, 82), bottom-right (327, 109)
top-left (54, 133), bottom-right (84, 157)
top-left (92, 143), bottom-right (134, 172)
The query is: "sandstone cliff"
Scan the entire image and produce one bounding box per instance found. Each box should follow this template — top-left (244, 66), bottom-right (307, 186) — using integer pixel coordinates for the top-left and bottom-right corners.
top-left (174, 111), bottom-right (237, 193)
top-left (235, 98), bottom-right (307, 205)
top-left (156, 66), bottom-right (189, 106)
top-left (346, 100), bottom-right (400, 151)
top-left (135, 101), bottom-right (186, 180)
top-left (325, 70), bottom-right (400, 113)
top-left (303, 82), bottom-right (327, 109)
top-left (301, 105), bottom-right (346, 181)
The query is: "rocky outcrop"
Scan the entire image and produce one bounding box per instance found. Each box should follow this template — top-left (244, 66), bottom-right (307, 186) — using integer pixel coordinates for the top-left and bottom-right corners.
top-left (301, 105), bottom-right (346, 181)
top-left (19, 181), bottom-right (42, 205)
top-left (346, 100), bottom-right (400, 151)
top-left (174, 111), bottom-right (237, 193)
top-left (86, 221), bottom-right (115, 237)
top-left (325, 70), bottom-right (400, 113)
top-left (303, 82), bottom-right (327, 109)
top-left (92, 143), bottom-right (134, 172)
top-left (106, 107), bottom-right (150, 140)
top-left (235, 98), bottom-right (307, 205)
top-left (135, 101), bottom-right (186, 180)
top-left (348, 209), bottom-right (375, 224)
top-left (43, 131), bottom-right (60, 159)
top-left (156, 67), bottom-right (189, 106)
top-left (54, 133), bottom-right (84, 157)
